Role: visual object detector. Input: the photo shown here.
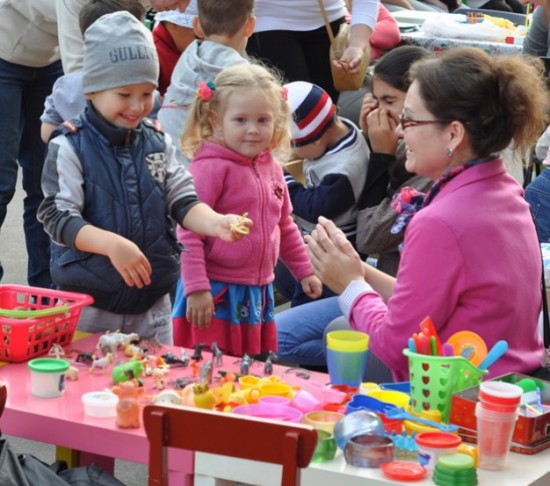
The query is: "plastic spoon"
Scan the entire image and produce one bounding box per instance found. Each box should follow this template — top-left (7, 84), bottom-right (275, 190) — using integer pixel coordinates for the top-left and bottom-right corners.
top-left (384, 407), bottom-right (459, 433)
top-left (477, 340), bottom-right (508, 371)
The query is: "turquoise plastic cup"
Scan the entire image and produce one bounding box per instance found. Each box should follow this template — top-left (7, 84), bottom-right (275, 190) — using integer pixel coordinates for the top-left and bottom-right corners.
top-left (326, 331), bottom-right (369, 387)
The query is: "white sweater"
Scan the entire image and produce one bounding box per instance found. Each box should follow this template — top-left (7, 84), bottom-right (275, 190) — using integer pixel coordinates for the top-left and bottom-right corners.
top-left (0, 0), bottom-right (59, 67)
top-left (254, 0), bottom-right (379, 32)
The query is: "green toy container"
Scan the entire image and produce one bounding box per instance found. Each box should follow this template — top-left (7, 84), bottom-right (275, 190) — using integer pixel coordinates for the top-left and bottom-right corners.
top-left (404, 349), bottom-right (487, 422)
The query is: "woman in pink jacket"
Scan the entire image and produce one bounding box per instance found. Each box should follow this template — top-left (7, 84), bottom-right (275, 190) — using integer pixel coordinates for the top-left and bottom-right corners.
top-left (172, 63), bottom-right (322, 356)
top-left (307, 47), bottom-right (548, 381)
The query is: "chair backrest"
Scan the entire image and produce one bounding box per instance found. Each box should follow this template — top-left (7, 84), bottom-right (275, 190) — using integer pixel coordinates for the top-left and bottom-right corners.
top-left (0, 382), bottom-right (6, 436)
top-left (454, 7), bottom-right (527, 25)
top-left (143, 405), bottom-right (318, 486)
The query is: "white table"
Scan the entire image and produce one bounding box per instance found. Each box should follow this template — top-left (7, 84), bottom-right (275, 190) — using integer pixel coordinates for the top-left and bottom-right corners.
top-left (194, 447), bottom-right (550, 485)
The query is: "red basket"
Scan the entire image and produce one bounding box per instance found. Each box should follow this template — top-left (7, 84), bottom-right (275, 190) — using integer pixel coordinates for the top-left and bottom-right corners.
top-left (0, 285), bottom-right (93, 362)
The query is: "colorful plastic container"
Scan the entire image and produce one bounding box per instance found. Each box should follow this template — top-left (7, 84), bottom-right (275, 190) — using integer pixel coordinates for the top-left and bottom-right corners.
top-left (404, 349), bottom-right (487, 422)
top-left (28, 358), bottom-right (70, 398)
top-left (415, 431), bottom-right (462, 471)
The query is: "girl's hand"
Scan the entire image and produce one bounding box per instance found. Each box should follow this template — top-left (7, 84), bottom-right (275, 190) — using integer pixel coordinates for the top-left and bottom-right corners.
top-left (215, 214), bottom-right (253, 242)
top-left (306, 217), bottom-right (364, 294)
top-left (186, 291), bottom-right (215, 329)
top-left (359, 93), bottom-right (379, 134)
top-left (300, 275), bottom-right (323, 299)
top-left (366, 108), bottom-right (399, 154)
top-left (107, 237), bottom-right (152, 288)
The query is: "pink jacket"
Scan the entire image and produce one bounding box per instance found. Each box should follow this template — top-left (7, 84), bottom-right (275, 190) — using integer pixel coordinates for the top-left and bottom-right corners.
top-left (179, 142), bottom-right (314, 295)
top-left (344, 159), bottom-right (544, 381)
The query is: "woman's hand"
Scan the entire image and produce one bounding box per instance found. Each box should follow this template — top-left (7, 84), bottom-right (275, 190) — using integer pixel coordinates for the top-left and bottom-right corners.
top-left (300, 275), bottom-right (323, 299)
top-left (305, 217), bottom-right (365, 294)
top-left (366, 108), bottom-right (399, 154)
top-left (359, 93), bottom-right (379, 134)
top-left (186, 291), bottom-right (215, 329)
top-left (333, 46), bottom-right (367, 73)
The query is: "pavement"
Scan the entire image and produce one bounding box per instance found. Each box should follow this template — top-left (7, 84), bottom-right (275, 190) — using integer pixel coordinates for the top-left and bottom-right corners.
top-left (0, 180), bottom-right (148, 485)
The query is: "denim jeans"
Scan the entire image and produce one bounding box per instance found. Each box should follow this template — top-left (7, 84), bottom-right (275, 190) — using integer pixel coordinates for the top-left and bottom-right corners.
top-left (0, 58), bottom-right (63, 287)
top-left (525, 168), bottom-right (550, 243)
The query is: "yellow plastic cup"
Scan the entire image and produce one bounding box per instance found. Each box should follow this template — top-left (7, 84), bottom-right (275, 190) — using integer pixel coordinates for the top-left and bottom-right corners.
top-left (326, 330), bottom-right (369, 352)
top-left (259, 382), bottom-right (292, 398)
top-left (239, 375), bottom-right (260, 390)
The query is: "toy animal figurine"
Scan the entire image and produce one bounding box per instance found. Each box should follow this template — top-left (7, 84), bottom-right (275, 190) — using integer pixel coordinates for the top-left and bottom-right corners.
top-left (112, 359), bottom-right (143, 384)
top-left (199, 360), bottom-right (213, 385)
top-left (97, 331), bottom-right (140, 356)
top-left (161, 352), bottom-right (189, 367)
top-left (191, 343), bottom-right (205, 362)
top-left (171, 377), bottom-right (194, 390)
top-left (190, 359), bottom-right (200, 379)
top-left (75, 352), bottom-right (95, 365)
top-left (192, 383), bottom-right (215, 409)
top-left (264, 351), bottom-right (278, 375)
top-left (111, 380), bottom-right (144, 428)
top-left (89, 353), bottom-right (114, 374)
top-left (139, 333), bottom-right (161, 354)
top-left (66, 366), bottom-right (79, 381)
top-left (152, 368), bottom-right (167, 390)
top-left (211, 342), bottom-right (223, 367)
top-left (240, 354), bottom-right (253, 375)
top-left (48, 343), bottom-right (65, 359)
top-left (152, 390), bottom-right (184, 406)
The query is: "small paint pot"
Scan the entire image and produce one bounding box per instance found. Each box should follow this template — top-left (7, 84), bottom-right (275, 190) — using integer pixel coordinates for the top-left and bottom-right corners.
top-left (343, 434), bottom-right (394, 468)
top-left (28, 358), bottom-right (70, 398)
top-left (81, 391), bottom-right (118, 418)
top-left (415, 431), bottom-right (462, 471)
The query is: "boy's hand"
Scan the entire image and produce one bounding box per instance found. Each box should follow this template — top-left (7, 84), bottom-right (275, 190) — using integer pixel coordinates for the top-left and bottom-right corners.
top-left (300, 275), bottom-right (323, 300)
top-left (216, 214), bottom-right (253, 242)
top-left (186, 291), bottom-right (214, 329)
top-left (359, 93), bottom-right (379, 134)
top-left (108, 236), bottom-right (152, 288)
top-left (366, 108), bottom-right (399, 154)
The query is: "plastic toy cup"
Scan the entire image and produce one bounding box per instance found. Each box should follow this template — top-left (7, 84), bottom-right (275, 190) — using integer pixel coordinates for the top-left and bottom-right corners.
top-left (343, 434), bottom-right (394, 468)
top-left (28, 358), bottom-right (69, 398)
top-left (311, 430), bottom-right (337, 463)
top-left (302, 410), bottom-right (345, 435)
top-left (259, 396), bottom-right (290, 407)
top-left (415, 431), bottom-right (462, 471)
top-left (238, 375), bottom-right (260, 389)
top-left (290, 389), bottom-right (323, 413)
top-left (478, 381), bottom-right (522, 413)
top-left (326, 330), bottom-right (369, 387)
top-left (475, 402), bottom-right (518, 470)
top-left (258, 382), bottom-right (292, 398)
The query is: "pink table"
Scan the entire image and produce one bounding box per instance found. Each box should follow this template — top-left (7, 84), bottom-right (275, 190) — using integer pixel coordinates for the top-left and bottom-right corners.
top-left (0, 333), bottom-right (335, 485)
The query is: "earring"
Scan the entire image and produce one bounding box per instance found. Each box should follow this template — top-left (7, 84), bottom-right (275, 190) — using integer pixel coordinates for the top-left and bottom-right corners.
top-left (446, 148), bottom-right (453, 157)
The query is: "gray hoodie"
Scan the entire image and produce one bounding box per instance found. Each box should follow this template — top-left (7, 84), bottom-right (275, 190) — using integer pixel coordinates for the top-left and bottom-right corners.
top-left (158, 39), bottom-right (249, 166)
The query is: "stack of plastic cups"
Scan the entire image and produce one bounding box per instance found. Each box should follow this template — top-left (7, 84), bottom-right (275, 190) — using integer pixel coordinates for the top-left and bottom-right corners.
top-left (475, 381), bottom-right (523, 470)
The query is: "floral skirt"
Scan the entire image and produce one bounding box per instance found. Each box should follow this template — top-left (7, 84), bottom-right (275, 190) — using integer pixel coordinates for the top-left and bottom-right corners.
top-left (172, 279), bottom-right (277, 357)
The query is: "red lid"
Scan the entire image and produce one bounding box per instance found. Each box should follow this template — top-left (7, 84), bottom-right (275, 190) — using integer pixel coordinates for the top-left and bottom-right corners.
top-left (381, 462), bottom-right (427, 481)
top-left (415, 431), bottom-right (462, 449)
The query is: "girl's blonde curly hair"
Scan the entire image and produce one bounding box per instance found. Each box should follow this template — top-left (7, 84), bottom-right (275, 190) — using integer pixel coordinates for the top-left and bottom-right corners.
top-left (180, 63), bottom-right (292, 161)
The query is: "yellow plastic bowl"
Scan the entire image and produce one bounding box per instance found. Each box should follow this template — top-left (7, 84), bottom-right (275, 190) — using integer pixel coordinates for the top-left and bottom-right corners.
top-left (239, 375), bottom-right (260, 390)
top-left (302, 411), bottom-right (345, 434)
top-left (259, 382), bottom-right (292, 398)
top-left (326, 330), bottom-right (369, 352)
top-left (366, 390), bottom-right (410, 408)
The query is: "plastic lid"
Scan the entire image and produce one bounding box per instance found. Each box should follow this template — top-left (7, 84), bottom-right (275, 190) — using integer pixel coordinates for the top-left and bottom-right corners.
top-left (81, 391), bottom-right (118, 406)
top-left (446, 331), bottom-right (488, 366)
top-left (28, 358), bottom-right (70, 373)
top-left (479, 381), bottom-right (523, 402)
top-left (415, 432), bottom-right (462, 449)
top-left (381, 461), bottom-right (427, 481)
top-left (437, 453), bottom-right (475, 471)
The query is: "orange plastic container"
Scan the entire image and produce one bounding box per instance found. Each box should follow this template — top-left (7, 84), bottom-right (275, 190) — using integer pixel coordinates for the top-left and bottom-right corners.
top-left (0, 285), bottom-right (93, 362)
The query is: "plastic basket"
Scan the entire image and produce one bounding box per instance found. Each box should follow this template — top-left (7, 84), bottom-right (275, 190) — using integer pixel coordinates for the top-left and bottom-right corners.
top-left (404, 349), bottom-right (488, 422)
top-left (0, 285), bottom-right (93, 362)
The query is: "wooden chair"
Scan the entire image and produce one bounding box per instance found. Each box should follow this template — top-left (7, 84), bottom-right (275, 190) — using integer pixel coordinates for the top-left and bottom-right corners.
top-left (143, 404), bottom-right (318, 486)
top-left (0, 382), bottom-right (6, 436)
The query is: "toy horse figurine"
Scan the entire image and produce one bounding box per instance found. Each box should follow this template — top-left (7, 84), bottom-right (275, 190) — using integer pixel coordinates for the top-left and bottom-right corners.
top-left (240, 354), bottom-right (253, 375)
top-left (211, 342), bottom-right (223, 367)
top-left (264, 351), bottom-right (278, 375)
top-left (192, 343), bottom-right (205, 362)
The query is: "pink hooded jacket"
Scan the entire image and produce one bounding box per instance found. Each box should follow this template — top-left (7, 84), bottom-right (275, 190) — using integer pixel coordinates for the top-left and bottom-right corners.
top-left (179, 142), bottom-right (314, 295)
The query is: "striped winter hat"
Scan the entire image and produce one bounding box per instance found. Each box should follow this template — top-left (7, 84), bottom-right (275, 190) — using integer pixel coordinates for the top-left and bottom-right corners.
top-left (285, 81), bottom-right (336, 147)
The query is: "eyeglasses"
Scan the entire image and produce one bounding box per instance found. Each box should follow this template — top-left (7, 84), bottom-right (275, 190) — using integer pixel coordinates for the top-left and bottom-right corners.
top-left (399, 113), bottom-right (451, 130)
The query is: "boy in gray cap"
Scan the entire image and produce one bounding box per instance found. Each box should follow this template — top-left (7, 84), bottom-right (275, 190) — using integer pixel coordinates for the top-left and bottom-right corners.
top-left (39, 11), bottom-right (250, 343)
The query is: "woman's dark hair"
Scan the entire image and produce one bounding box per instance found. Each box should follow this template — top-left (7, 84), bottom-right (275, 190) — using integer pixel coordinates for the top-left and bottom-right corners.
top-left (409, 47), bottom-right (549, 158)
top-left (79, 0), bottom-right (146, 34)
top-left (373, 46), bottom-right (431, 92)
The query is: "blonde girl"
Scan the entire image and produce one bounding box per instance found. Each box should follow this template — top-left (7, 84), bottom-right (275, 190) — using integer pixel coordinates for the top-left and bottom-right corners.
top-left (172, 63), bottom-right (322, 356)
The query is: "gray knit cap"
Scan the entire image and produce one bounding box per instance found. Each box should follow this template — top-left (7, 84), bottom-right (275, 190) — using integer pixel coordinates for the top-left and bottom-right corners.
top-left (82, 11), bottom-right (159, 93)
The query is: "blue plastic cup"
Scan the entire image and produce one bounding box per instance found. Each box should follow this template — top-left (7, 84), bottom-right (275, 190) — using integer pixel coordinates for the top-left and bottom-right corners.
top-left (326, 330), bottom-right (369, 387)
